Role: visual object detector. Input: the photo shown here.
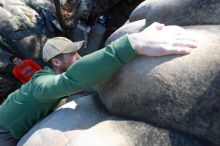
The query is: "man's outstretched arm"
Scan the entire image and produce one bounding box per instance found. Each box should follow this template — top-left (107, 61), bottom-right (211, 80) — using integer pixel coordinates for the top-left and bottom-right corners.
top-left (33, 22), bottom-right (197, 101)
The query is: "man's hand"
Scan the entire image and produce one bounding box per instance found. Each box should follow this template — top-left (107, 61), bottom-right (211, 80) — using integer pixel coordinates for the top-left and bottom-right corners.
top-left (128, 22), bottom-right (197, 56)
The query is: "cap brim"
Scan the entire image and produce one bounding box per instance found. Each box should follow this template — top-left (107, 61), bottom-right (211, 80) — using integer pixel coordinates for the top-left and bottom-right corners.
top-left (75, 40), bottom-right (84, 51)
top-left (63, 40), bottom-right (84, 54)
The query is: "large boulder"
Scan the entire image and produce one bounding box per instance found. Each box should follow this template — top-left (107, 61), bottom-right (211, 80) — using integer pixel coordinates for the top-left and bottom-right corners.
top-left (129, 0), bottom-right (220, 25)
top-left (18, 94), bottom-right (204, 146)
top-left (105, 19), bottom-right (146, 45)
top-left (0, 0), bottom-right (60, 101)
top-left (97, 21), bottom-right (220, 146)
top-left (0, 0), bottom-right (57, 59)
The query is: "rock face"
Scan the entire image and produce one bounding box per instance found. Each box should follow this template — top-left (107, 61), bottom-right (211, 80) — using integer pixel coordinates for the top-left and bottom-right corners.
top-left (4, 1), bottom-right (220, 145)
top-left (129, 0), bottom-right (220, 25)
top-left (0, 0), bottom-right (60, 100)
top-left (97, 21), bottom-right (220, 146)
top-left (105, 19), bottom-right (146, 45)
top-left (18, 94), bottom-right (203, 146)
top-left (0, 0), bottom-right (57, 59)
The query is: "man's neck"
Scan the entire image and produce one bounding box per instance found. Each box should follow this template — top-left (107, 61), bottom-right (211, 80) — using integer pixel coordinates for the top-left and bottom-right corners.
top-left (53, 67), bottom-right (63, 74)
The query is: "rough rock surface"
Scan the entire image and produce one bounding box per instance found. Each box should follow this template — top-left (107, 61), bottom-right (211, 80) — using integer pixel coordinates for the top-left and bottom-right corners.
top-left (97, 21), bottom-right (220, 146)
top-left (129, 0), bottom-right (220, 25)
top-left (18, 94), bottom-right (203, 146)
top-left (105, 19), bottom-right (146, 45)
top-left (0, 0), bottom-right (62, 100)
top-left (0, 0), bottom-right (57, 59)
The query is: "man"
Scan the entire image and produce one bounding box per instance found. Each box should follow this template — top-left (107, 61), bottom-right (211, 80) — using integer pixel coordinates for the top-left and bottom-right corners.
top-left (9, 56), bottom-right (42, 83)
top-left (0, 22), bottom-right (197, 145)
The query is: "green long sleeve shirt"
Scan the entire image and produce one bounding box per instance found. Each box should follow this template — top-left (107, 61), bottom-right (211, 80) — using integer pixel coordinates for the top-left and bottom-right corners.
top-left (0, 35), bottom-right (137, 139)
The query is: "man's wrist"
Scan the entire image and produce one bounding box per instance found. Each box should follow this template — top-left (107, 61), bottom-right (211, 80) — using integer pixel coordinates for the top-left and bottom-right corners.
top-left (128, 33), bottom-right (141, 55)
top-left (111, 34), bottom-right (138, 63)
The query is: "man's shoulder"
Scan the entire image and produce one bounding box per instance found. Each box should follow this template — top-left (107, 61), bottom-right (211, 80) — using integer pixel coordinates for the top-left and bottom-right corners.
top-left (32, 66), bottom-right (55, 78)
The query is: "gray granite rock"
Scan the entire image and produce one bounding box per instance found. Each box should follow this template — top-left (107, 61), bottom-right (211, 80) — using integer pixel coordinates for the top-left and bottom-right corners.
top-left (98, 21), bottom-right (220, 146)
top-left (105, 19), bottom-right (146, 45)
top-left (0, 0), bottom-right (56, 59)
top-left (18, 94), bottom-right (203, 146)
top-left (129, 0), bottom-right (220, 26)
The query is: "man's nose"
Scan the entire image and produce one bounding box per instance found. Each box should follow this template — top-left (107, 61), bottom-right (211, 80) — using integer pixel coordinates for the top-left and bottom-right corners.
top-left (74, 54), bottom-right (81, 60)
top-left (76, 56), bottom-right (81, 60)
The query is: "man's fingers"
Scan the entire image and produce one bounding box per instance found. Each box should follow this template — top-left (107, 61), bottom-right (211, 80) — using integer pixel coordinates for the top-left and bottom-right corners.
top-left (148, 22), bottom-right (165, 30)
top-left (155, 23), bottom-right (165, 30)
top-left (131, 22), bottom-right (199, 57)
top-left (166, 47), bottom-right (192, 55)
top-left (172, 40), bottom-right (198, 48)
top-left (162, 25), bottom-right (185, 34)
top-left (175, 36), bottom-right (197, 42)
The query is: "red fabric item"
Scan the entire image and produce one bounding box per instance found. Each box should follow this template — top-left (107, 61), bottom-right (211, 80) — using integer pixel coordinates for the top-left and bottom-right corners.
top-left (12, 59), bottom-right (41, 83)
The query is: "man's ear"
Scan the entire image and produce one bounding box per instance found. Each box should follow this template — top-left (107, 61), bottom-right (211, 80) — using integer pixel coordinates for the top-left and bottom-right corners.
top-left (51, 58), bottom-right (62, 68)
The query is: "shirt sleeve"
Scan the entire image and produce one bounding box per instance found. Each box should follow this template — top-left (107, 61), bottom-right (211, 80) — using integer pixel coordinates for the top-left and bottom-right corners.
top-left (33, 35), bottom-right (138, 102)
